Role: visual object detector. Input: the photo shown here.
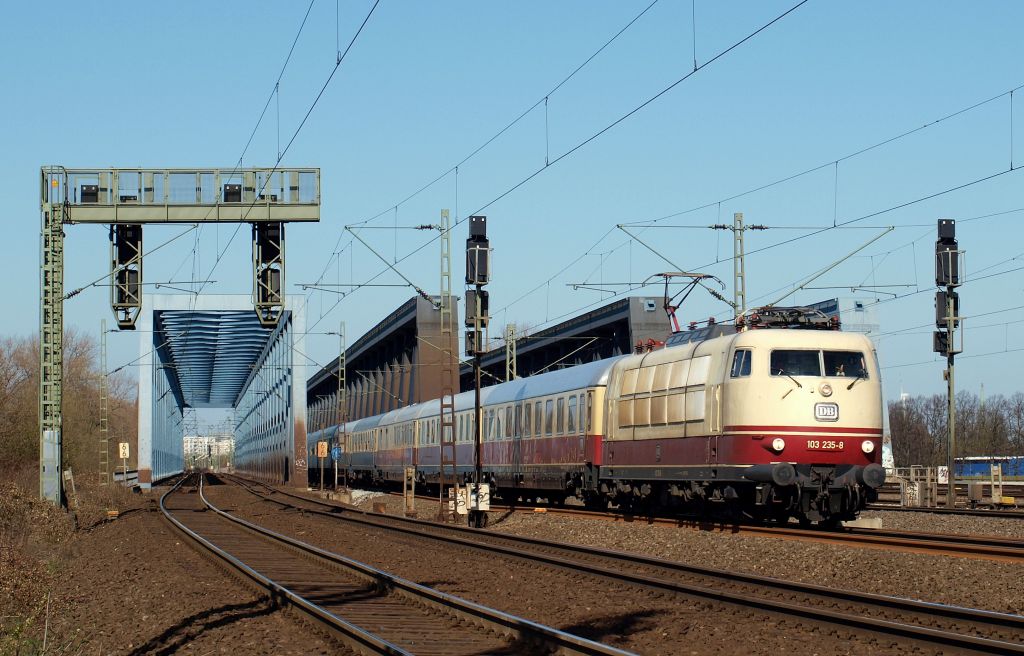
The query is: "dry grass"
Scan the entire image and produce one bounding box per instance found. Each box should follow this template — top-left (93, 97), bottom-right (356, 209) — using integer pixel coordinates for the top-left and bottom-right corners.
top-left (0, 465), bottom-right (142, 655)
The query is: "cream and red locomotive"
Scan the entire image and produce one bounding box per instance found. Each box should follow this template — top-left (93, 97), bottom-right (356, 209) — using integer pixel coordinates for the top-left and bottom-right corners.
top-left (308, 307), bottom-right (885, 524)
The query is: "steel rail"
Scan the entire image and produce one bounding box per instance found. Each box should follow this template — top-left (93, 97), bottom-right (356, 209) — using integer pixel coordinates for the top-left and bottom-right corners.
top-left (489, 504), bottom-right (1024, 563)
top-left (161, 474), bottom-right (412, 655)
top-left (867, 503), bottom-right (1024, 519)
top-left (224, 475), bottom-right (1024, 655)
top-left (375, 488), bottom-right (1024, 562)
top-left (162, 474), bottom-right (634, 656)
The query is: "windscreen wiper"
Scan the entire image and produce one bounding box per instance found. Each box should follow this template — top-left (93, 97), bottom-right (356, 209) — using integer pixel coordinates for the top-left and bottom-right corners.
top-left (847, 372), bottom-right (867, 390)
top-left (776, 368), bottom-right (803, 388)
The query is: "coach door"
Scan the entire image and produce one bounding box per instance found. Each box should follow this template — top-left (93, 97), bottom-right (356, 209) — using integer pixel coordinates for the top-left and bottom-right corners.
top-left (412, 420), bottom-right (420, 468)
top-left (512, 402), bottom-right (524, 486)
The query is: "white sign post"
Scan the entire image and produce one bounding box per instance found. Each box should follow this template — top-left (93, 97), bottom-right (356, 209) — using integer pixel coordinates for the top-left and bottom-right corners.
top-left (118, 442), bottom-right (129, 483)
top-left (317, 441), bottom-right (328, 491)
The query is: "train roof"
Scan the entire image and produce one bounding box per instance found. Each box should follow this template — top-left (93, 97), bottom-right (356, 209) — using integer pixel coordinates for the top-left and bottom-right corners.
top-left (477, 355), bottom-right (621, 406)
top-left (367, 355), bottom-right (622, 427)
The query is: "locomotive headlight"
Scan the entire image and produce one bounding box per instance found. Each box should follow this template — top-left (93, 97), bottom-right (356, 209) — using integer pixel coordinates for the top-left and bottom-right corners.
top-left (861, 440), bottom-right (875, 454)
top-left (819, 383), bottom-right (833, 397)
top-left (771, 437), bottom-right (786, 452)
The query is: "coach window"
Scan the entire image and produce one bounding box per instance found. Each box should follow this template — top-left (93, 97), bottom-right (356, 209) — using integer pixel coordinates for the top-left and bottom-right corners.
top-left (522, 402), bottom-right (532, 437)
top-left (567, 396), bottom-right (578, 433)
top-left (730, 349), bottom-right (752, 378)
top-left (535, 401), bottom-right (543, 437)
top-left (545, 399), bottom-right (554, 436)
top-left (505, 407), bottom-right (513, 439)
top-left (556, 398), bottom-right (565, 435)
top-left (514, 404), bottom-right (522, 437)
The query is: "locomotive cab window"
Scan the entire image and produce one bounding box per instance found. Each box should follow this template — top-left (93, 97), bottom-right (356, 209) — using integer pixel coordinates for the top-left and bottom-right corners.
top-left (824, 351), bottom-right (868, 378)
top-left (730, 349), bottom-right (752, 377)
top-left (770, 350), bottom-right (821, 377)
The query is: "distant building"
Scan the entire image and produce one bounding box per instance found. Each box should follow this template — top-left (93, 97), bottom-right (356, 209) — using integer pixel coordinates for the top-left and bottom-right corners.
top-left (184, 433), bottom-right (234, 467)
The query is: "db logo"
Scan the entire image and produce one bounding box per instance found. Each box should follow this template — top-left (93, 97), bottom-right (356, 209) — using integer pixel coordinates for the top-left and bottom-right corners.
top-left (814, 403), bottom-right (839, 422)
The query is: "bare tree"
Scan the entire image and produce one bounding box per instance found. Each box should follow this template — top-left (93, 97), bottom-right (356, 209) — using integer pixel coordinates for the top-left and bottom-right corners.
top-left (889, 391), bottom-right (1024, 468)
top-left (0, 330), bottom-right (137, 479)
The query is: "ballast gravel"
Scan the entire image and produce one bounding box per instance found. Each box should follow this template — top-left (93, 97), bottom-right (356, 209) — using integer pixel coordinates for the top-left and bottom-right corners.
top-left (206, 482), bottom-right (1019, 655)
top-left (355, 492), bottom-right (1023, 616)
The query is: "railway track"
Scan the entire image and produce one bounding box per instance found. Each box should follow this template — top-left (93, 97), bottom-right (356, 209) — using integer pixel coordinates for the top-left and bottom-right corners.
top-left (866, 503), bottom-right (1024, 519)
top-left (161, 474), bottom-right (635, 656)
top-left (373, 490), bottom-right (1024, 563)
top-left (480, 504), bottom-right (1024, 563)
top-left (224, 475), bottom-right (1024, 655)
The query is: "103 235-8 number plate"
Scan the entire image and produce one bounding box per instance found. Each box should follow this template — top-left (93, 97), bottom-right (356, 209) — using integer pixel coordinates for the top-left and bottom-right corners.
top-left (806, 440), bottom-right (844, 451)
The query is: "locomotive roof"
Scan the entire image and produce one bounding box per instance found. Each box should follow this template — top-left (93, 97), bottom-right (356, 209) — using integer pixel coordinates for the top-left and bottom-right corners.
top-left (730, 327), bottom-right (875, 349)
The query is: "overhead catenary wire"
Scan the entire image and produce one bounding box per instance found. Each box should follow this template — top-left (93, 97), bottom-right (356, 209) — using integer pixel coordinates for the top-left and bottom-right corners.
top-left (514, 177), bottom-right (1024, 339)
top-left (167, 0), bottom-right (319, 297)
top-left (876, 304), bottom-right (1024, 339)
top-left (300, 11), bottom-right (1018, 389)
top-left (307, 0), bottom-right (664, 291)
top-left (199, 0), bottom-right (381, 292)
top-left (352, 57), bottom-right (1024, 345)
top-left (106, 0), bottom-right (379, 376)
top-left (619, 81), bottom-right (1024, 228)
top-left (306, 1), bottom-right (809, 335)
top-left (482, 87), bottom-right (1024, 328)
top-left (884, 344), bottom-right (1024, 371)
top-left (182, 0), bottom-right (381, 346)
top-left (105, 0), bottom-right (323, 371)
top-left (63, 224), bottom-right (203, 300)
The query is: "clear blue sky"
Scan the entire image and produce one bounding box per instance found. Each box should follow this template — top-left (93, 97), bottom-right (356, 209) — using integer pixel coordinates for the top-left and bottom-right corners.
top-left (3, 1), bottom-right (1023, 414)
